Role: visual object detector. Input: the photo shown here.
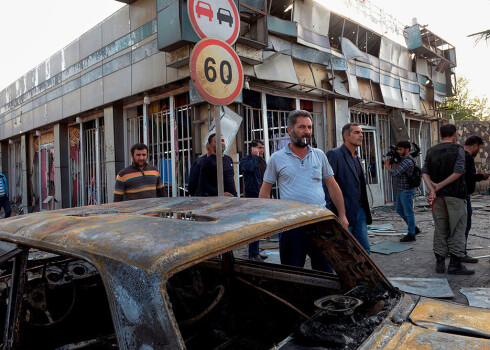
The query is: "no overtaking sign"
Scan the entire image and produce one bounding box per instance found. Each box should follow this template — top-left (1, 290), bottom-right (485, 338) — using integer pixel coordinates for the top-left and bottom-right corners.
top-left (187, 0), bottom-right (240, 45)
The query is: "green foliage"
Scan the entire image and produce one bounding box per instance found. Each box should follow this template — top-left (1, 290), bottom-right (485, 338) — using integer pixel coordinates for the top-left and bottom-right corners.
top-left (442, 76), bottom-right (490, 121)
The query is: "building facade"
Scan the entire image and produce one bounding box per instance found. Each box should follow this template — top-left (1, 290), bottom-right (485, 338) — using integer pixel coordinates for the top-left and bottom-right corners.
top-left (0, 0), bottom-right (456, 213)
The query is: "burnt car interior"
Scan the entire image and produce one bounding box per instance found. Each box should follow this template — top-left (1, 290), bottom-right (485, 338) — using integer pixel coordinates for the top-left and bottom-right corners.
top-left (0, 246), bottom-right (116, 349)
top-left (167, 248), bottom-right (399, 349)
top-left (0, 220), bottom-right (400, 350)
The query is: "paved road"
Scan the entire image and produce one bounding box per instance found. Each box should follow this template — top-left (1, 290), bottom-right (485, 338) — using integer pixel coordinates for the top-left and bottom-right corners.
top-left (369, 194), bottom-right (489, 305)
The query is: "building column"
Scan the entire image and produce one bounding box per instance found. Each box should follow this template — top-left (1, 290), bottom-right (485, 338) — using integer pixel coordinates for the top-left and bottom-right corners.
top-left (334, 99), bottom-right (349, 147)
top-left (104, 103), bottom-right (125, 203)
top-left (26, 134), bottom-right (35, 212)
top-left (20, 135), bottom-right (29, 214)
top-left (326, 99), bottom-right (335, 150)
top-left (431, 120), bottom-right (439, 146)
top-left (54, 123), bottom-right (70, 209)
top-left (0, 141), bottom-right (8, 178)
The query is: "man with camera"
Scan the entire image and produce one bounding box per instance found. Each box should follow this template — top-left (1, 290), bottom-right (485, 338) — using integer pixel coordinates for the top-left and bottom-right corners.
top-left (383, 141), bottom-right (420, 242)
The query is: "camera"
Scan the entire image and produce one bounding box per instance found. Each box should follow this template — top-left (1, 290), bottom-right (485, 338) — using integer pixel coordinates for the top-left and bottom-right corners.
top-left (384, 142), bottom-right (420, 164)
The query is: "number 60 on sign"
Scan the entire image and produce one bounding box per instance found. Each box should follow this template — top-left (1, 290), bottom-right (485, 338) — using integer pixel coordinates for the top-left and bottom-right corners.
top-left (190, 38), bottom-right (243, 106)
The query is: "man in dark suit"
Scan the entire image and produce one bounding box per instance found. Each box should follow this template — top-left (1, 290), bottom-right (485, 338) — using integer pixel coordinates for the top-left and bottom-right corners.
top-left (197, 133), bottom-right (237, 197)
top-left (325, 123), bottom-right (372, 253)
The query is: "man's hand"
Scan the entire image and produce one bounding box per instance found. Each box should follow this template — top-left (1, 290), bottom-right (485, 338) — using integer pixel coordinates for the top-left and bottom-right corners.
top-left (324, 177), bottom-right (348, 229)
top-left (251, 146), bottom-right (259, 157)
top-left (482, 171), bottom-right (489, 181)
top-left (431, 181), bottom-right (442, 192)
top-left (224, 192), bottom-right (234, 197)
top-left (428, 189), bottom-right (436, 201)
top-left (383, 159), bottom-right (390, 170)
top-left (259, 181), bottom-right (273, 199)
top-left (338, 215), bottom-right (349, 230)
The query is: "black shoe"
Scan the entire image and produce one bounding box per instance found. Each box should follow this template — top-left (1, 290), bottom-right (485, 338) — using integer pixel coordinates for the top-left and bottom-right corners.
top-left (249, 256), bottom-right (263, 261)
top-left (400, 234), bottom-right (416, 242)
top-left (259, 253), bottom-right (268, 260)
top-left (460, 255), bottom-right (478, 263)
top-left (448, 256), bottom-right (475, 275)
top-left (415, 226), bottom-right (421, 235)
top-left (435, 253), bottom-right (446, 274)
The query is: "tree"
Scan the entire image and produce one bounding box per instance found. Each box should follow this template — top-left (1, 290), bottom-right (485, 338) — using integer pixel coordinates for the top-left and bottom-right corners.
top-left (442, 76), bottom-right (490, 121)
top-left (468, 29), bottom-right (490, 45)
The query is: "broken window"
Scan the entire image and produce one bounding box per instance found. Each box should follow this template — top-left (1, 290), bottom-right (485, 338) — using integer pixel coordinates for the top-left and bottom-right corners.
top-left (0, 245), bottom-right (116, 349)
top-left (268, 0), bottom-right (294, 20)
top-left (328, 12), bottom-right (381, 57)
top-left (239, 0), bottom-right (268, 48)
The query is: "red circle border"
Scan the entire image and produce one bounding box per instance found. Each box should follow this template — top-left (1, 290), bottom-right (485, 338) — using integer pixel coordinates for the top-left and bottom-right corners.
top-left (188, 0), bottom-right (240, 45)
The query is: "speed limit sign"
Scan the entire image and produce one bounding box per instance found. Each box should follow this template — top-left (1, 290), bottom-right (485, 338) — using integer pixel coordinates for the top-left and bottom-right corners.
top-left (190, 38), bottom-right (243, 106)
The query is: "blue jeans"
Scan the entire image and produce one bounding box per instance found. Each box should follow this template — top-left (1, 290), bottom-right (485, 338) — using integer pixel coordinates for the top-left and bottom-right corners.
top-left (0, 196), bottom-right (11, 219)
top-left (396, 189), bottom-right (416, 235)
top-left (248, 241), bottom-right (260, 258)
top-left (348, 203), bottom-right (370, 253)
top-left (279, 227), bottom-right (334, 273)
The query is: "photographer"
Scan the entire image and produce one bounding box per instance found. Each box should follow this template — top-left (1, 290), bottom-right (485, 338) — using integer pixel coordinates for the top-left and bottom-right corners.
top-left (383, 141), bottom-right (420, 242)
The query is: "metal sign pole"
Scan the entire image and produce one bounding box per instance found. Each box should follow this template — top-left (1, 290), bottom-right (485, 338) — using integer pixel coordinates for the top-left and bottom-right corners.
top-left (215, 105), bottom-right (224, 196)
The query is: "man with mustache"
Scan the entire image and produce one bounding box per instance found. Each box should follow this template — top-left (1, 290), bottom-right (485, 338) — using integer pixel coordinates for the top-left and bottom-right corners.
top-left (325, 123), bottom-right (372, 253)
top-left (259, 110), bottom-right (347, 272)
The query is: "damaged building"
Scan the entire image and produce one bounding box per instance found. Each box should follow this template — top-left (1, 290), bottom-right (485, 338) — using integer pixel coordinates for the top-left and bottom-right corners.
top-left (0, 0), bottom-right (457, 212)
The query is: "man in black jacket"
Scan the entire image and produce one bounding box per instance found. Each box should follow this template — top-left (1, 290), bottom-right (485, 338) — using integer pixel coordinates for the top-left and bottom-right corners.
top-left (462, 136), bottom-right (489, 263)
top-left (326, 123), bottom-right (372, 253)
top-left (240, 140), bottom-right (268, 260)
top-left (188, 142), bottom-right (212, 196)
top-left (422, 124), bottom-right (474, 275)
top-left (197, 133), bottom-right (237, 197)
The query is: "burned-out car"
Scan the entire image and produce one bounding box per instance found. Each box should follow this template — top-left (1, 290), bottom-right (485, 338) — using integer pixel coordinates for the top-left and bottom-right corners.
top-left (0, 198), bottom-right (488, 349)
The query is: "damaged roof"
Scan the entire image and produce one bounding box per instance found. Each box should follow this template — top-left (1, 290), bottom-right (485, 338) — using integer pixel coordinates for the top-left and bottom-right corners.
top-left (0, 197), bottom-right (334, 274)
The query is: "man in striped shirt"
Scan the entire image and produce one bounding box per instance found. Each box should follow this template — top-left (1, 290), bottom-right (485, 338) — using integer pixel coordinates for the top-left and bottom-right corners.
top-left (113, 143), bottom-right (166, 202)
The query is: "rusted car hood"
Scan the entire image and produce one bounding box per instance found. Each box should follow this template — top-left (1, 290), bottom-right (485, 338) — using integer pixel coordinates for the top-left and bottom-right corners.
top-left (377, 298), bottom-right (490, 349)
top-left (0, 197), bottom-right (335, 274)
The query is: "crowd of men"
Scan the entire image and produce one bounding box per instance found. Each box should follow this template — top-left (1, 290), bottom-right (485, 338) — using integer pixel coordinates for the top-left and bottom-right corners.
top-left (107, 111), bottom-right (490, 275)
top-left (3, 110), bottom-right (485, 276)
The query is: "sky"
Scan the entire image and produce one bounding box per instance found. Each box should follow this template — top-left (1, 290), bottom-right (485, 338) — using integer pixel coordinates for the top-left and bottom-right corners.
top-left (377, 0), bottom-right (490, 100)
top-left (321, 0), bottom-right (490, 99)
top-left (0, 0), bottom-right (489, 99)
top-left (0, 0), bottom-right (124, 91)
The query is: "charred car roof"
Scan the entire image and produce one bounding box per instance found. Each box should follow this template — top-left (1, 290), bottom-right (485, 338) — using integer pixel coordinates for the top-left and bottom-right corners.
top-left (0, 197), bottom-right (335, 274)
